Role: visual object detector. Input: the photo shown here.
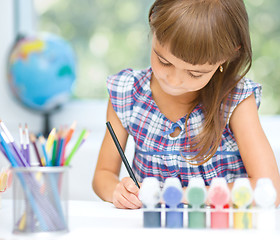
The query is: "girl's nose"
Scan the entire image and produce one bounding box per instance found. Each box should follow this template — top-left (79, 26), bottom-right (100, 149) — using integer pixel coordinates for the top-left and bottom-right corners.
top-left (167, 69), bottom-right (183, 86)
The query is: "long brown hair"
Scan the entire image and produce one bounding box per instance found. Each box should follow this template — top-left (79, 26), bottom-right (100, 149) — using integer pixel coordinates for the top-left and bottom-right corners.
top-left (149, 0), bottom-right (252, 164)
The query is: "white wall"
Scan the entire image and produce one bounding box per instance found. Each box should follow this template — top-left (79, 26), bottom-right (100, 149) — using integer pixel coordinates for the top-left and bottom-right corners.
top-left (0, 1), bottom-right (42, 133)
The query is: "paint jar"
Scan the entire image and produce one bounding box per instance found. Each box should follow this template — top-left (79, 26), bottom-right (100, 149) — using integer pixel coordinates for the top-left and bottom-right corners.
top-left (143, 203), bottom-right (162, 228)
top-left (254, 178), bottom-right (277, 230)
top-left (12, 167), bottom-right (69, 235)
top-left (186, 178), bottom-right (207, 229)
top-left (139, 177), bottom-right (162, 228)
top-left (232, 178), bottom-right (253, 229)
top-left (162, 177), bottom-right (184, 228)
top-left (208, 178), bottom-right (230, 229)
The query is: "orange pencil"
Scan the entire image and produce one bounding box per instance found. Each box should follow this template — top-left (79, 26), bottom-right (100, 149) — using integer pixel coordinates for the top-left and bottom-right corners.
top-left (61, 121), bottom-right (76, 164)
top-left (65, 121), bottom-right (76, 145)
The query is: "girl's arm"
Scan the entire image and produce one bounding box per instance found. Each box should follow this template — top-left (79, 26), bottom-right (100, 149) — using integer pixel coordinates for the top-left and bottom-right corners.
top-left (92, 100), bottom-right (142, 209)
top-left (229, 94), bottom-right (280, 206)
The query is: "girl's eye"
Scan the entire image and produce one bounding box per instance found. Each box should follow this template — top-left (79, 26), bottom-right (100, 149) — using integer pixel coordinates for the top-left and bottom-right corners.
top-left (188, 72), bottom-right (202, 79)
top-left (158, 57), bottom-right (172, 67)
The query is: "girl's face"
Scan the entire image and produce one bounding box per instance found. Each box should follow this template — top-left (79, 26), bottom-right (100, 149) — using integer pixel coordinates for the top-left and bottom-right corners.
top-left (151, 35), bottom-right (223, 96)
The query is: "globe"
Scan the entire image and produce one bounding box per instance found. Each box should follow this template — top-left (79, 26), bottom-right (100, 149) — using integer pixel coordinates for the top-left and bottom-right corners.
top-left (7, 33), bottom-right (76, 113)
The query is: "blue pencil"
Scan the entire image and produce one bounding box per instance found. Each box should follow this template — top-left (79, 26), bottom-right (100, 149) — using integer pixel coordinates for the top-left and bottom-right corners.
top-left (0, 131), bottom-right (19, 167)
top-left (0, 121), bottom-right (29, 167)
top-left (39, 136), bottom-right (50, 166)
top-left (57, 138), bottom-right (65, 166)
top-left (0, 131), bottom-right (49, 230)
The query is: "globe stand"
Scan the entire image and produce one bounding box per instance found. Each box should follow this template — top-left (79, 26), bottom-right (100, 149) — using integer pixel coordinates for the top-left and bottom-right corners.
top-left (43, 112), bottom-right (51, 138)
top-left (42, 105), bottom-right (61, 137)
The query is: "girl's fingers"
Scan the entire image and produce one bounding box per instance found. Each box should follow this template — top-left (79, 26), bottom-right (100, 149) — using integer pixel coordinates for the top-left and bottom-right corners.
top-left (124, 192), bottom-right (142, 208)
top-left (114, 193), bottom-right (139, 209)
top-left (125, 182), bottom-right (139, 194)
top-left (122, 177), bottom-right (139, 194)
top-left (113, 198), bottom-right (126, 209)
top-left (113, 179), bottom-right (142, 209)
top-left (122, 178), bottom-right (142, 206)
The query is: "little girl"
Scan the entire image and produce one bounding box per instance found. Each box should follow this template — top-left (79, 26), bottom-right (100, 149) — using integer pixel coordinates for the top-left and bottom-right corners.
top-left (93, 0), bottom-right (280, 209)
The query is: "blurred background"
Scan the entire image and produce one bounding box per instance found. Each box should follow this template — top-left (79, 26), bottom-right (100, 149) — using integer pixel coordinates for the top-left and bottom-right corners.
top-left (0, 0), bottom-right (279, 201)
top-left (33, 0), bottom-right (280, 114)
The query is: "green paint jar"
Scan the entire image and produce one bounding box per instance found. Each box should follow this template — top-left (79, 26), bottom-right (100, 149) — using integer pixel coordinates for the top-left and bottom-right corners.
top-left (185, 178), bottom-right (207, 229)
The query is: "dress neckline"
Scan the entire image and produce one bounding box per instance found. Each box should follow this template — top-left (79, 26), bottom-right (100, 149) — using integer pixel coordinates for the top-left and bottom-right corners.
top-left (144, 67), bottom-right (200, 126)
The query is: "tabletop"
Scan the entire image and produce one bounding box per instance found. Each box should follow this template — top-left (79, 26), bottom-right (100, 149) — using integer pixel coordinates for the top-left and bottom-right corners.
top-left (0, 199), bottom-right (280, 240)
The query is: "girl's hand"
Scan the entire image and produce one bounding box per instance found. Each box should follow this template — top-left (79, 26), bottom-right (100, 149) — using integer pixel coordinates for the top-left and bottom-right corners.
top-left (112, 177), bottom-right (142, 209)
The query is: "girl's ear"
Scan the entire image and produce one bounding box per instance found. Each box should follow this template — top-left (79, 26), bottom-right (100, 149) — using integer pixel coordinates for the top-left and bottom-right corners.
top-left (235, 46), bottom-right (241, 51)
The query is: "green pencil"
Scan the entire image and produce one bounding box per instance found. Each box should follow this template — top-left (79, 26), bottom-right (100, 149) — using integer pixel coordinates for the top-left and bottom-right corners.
top-left (64, 129), bottom-right (87, 166)
top-left (51, 138), bottom-right (58, 166)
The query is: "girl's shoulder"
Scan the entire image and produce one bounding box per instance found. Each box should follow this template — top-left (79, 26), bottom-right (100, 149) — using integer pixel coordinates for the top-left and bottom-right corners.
top-left (234, 77), bottom-right (261, 94)
top-left (106, 67), bottom-right (152, 95)
top-left (224, 77), bottom-right (262, 124)
top-left (106, 67), bottom-right (152, 130)
top-left (232, 77), bottom-right (262, 106)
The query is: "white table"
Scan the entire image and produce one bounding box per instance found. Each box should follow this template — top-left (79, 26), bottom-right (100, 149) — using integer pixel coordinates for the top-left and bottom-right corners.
top-left (0, 199), bottom-right (280, 240)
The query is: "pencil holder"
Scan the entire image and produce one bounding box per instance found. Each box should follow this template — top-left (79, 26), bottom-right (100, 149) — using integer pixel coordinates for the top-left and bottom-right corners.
top-left (12, 167), bottom-right (69, 235)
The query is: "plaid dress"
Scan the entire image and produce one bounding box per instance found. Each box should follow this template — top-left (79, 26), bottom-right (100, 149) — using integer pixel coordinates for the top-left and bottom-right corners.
top-left (107, 67), bottom-right (262, 187)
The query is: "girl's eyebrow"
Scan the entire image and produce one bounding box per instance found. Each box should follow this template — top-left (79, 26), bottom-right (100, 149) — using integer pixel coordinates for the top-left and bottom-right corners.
top-left (153, 48), bottom-right (213, 74)
top-left (153, 49), bottom-right (170, 63)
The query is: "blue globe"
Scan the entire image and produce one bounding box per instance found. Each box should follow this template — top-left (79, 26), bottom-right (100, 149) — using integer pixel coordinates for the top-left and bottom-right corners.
top-left (7, 33), bottom-right (76, 112)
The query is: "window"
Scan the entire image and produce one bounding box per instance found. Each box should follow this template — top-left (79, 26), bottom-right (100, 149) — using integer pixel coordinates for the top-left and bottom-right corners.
top-left (33, 0), bottom-right (280, 114)
top-left (34, 0), bottom-right (152, 99)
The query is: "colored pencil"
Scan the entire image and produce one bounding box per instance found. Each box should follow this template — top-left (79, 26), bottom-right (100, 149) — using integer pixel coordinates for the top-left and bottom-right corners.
top-left (51, 137), bottom-right (58, 166)
top-left (0, 131), bottom-right (19, 167)
top-left (61, 122), bottom-right (76, 164)
top-left (29, 133), bottom-right (43, 166)
top-left (106, 121), bottom-right (140, 188)
top-left (46, 128), bottom-right (56, 153)
top-left (0, 120), bottom-right (29, 167)
top-left (0, 142), bottom-right (8, 159)
top-left (0, 137), bottom-right (49, 230)
top-left (0, 121), bottom-right (67, 231)
top-left (38, 136), bottom-right (50, 166)
top-left (55, 128), bottom-right (62, 165)
top-left (57, 130), bottom-right (66, 166)
top-left (24, 124), bottom-right (30, 164)
top-left (78, 131), bottom-right (89, 150)
top-left (64, 129), bottom-right (87, 166)
top-left (19, 124), bottom-right (28, 162)
top-left (65, 121), bottom-right (76, 145)
top-left (19, 124), bottom-right (24, 155)
top-left (22, 129), bottom-right (27, 160)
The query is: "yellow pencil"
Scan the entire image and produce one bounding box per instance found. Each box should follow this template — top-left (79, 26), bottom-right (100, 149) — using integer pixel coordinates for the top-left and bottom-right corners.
top-left (45, 128), bottom-right (56, 153)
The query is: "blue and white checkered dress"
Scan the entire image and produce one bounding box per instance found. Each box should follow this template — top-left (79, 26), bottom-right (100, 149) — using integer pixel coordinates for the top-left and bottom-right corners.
top-left (107, 67), bottom-right (262, 186)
